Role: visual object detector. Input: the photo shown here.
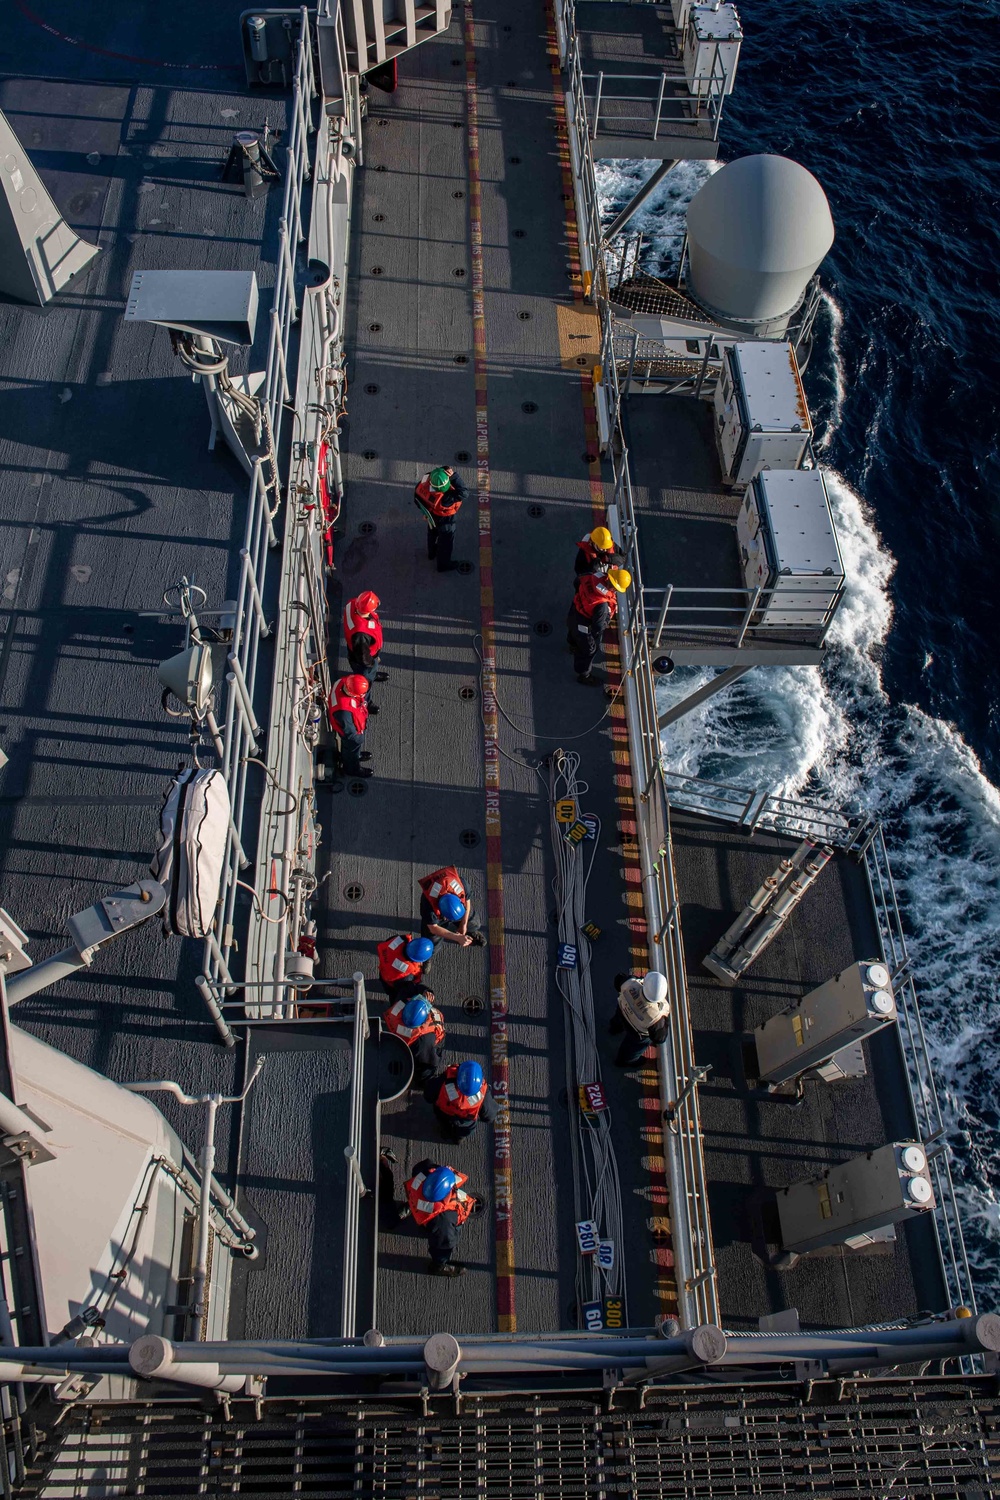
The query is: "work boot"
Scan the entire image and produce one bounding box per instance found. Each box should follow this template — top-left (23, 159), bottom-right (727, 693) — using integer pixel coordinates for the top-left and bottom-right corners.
top-left (470, 931), bottom-right (486, 947)
top-left (428, 1261), bottom-right (466, 1277)
top-left (576, 673), bottom-right (601, 687)
top-left (375, 670), bottom-right (389, 682)
top-left (367, 704), bottom-right (380, 715)
top-left (352, 768), bottom-right (374, 779)
top-left (359, 752), bottom-right (373, 761)
top-left (438, 560), bottom-right (467, 573)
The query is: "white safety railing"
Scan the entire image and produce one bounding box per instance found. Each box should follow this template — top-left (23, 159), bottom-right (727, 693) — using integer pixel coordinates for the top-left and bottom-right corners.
top-left (197, 12), bottom-right (319, 1044)
top-left (643, 583), bottom-right (844, 653)
top-left (342, 973), bottom-right (370, 1338)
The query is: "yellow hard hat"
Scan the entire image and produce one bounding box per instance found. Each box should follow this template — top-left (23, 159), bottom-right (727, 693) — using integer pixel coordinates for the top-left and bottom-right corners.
top-left (590, 526), bottom-right (614, 553)
top-left (607, 567), bottom-right (631, 593)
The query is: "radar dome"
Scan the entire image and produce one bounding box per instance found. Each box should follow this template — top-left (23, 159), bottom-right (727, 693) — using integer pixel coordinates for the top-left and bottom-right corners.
top-left (686, 155), bottom-right (834, 329)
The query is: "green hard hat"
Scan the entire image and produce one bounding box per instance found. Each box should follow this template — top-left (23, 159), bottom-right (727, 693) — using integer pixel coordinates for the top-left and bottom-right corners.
top-left (430, 467), bottom-right (451, 491)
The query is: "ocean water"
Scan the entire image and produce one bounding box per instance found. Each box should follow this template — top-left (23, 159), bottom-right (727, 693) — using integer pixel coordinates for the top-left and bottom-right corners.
top-left (595, 2), bottom-right (1000, 1301)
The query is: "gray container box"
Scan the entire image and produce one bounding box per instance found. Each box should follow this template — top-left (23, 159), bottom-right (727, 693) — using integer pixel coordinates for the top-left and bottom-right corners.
top-left (755, 960), bottom-right (897, 1085)
top-left (737, 469), bottom-right (844, 629)
top-left (715, 341), bottom-right (812, 486)
top-left (777, 1142), bottom-right (935, 1255)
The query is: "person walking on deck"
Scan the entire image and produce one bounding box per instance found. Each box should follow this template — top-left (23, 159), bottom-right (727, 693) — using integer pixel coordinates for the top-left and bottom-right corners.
top-left (343, 590), bottom-right (387, 692)
top-left (377, 932), bottom-right (434, 995)
top-left (418, 866), bottom-right (485, 957)
top-left (425, 1060), bottom-right (497, 1142)
top-left (383, 987), bottom-right (446, 1086)
top-left (414, 465), bottom-right (467, 573)
top-left (574, 524), bottom-right (618, 579)
top-left (404, 1161), bottom-right (481, 1276)
top-left (609, 970), bottom-right (671, 1067)
top-left (566, 567), bottom-right (631, 686)
top-left (327, 673), bottom-right (374, 777)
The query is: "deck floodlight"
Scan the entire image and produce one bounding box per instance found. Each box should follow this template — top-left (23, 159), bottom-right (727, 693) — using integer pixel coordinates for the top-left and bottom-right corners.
top-left (159, 643), bottom-right (216, 718)
top-left (653, 655), bottom-right (675, 676)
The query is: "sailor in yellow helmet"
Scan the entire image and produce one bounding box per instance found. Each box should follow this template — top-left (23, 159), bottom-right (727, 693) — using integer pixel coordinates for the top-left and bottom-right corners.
top-left (574, 523), bottom-right (618, 579)
top-left (566, 566), bottom-right (632, 686)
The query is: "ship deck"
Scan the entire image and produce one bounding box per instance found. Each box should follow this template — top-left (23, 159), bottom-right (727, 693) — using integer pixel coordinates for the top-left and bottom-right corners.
top-left (0, 0), bottom-right (945, 1360)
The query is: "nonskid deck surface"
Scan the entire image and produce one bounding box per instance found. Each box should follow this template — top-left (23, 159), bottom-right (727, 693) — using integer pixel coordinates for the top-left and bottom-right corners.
top-left (0, 9), bottom-right (322, 1325)
top-left (327, 0), bottom-right (677, 1335)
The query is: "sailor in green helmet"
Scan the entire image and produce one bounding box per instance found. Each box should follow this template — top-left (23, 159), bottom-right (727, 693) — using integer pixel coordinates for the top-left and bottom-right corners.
top-left (414, 464), bottom-right (468, 572)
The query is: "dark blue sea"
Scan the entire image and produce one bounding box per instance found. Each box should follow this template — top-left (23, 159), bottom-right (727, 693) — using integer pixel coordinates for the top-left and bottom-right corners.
top-left (597, 2), bottom-right (1000, 1303)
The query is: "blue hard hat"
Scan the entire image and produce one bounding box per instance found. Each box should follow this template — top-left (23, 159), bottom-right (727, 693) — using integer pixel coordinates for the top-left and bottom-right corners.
top-left (456, 1060), bottom-right (484, 1098)
top-left (401, 996), bottom-right (431, 1029)
top-left (423, 1166), bottom-right (457, 1202)
top-left (405, 936), bottom-right (434, 963)
top-left (439, 893), bottom-right (466, 921)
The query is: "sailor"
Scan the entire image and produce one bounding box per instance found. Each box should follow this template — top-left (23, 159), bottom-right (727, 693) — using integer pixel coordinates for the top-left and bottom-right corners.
top-left (383, 987), bottom-right (446, 1085)
top-left (425, 1060), bottom-right (497, 1142)
top-left (574, 524), bottom-right (617, 579)
top-left (565, 567), bottom-right (631, 686)
top-left (609, 970), bottom-right (671, 1067)
top-left (418, 866), bottom-right (486, 954)
top-left (327, 673), bottom-right (374, 778)
top-left (377, 932), bottom-right (434, 994)
top-left (343, 589), bottom-right (388, 690)
top-left (414, 465), bottom-right (467, 573)
top-left (404, 1160), bottom-right (481, 1276)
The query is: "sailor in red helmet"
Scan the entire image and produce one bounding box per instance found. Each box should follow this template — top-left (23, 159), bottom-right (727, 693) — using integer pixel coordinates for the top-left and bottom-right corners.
top-left (424, 1059), bottom-right (497, 1142)
top-left (418, 866), bottom-right (485, 954)
top-left (383, 985), bottom-right (446, 1085)
top-left (377, 932), bottom-right (434, 995)
top-left (414, 464), bottom-right (468, 573)
top-left (328, 673), bottom-right (373, 778)
top-left (566, 566), bottom-right (631, 686)
top-left (404, 1160), bottom-right (482, 1276)
top-left (343, 590), bottom-right (387, 691)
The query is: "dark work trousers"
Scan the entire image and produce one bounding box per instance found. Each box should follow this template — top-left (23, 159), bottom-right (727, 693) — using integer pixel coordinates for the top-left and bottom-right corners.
top-left (427, 516), bottom-right (457, 570)
top-left (331, 710), bottom-right (365, 775)
top-left (608, 1007), bottom-right (652, 1067)
top-left (347, 639), bottom-right (379, 689)
top-left (566, 604), bottom-right (601, 678)
top-left (410, 1033), bottom-right (444, 1087)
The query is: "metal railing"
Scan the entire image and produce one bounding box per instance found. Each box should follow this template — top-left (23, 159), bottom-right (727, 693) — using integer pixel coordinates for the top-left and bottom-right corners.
top-left (658, 768), bottom-right (859, 846)
top-left (582, 53), bottom-right (730, 142)
top-left (341, 973), bottom-right (370, 1338)
top-left (643, 583), bottom-right (844, 652)
top-left (863, 825), bottom-right (978, 1320)
top-left (199, 13), bottom-right (319, 1040)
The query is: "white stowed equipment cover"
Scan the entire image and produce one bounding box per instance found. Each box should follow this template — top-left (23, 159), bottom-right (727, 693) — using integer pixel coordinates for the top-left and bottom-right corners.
top-left (0, 107), bottom-right (99, 305)
top-left (150, 768), bottom-right (230, 938)
top-left (6, 1027), bottom-right (229, 1347)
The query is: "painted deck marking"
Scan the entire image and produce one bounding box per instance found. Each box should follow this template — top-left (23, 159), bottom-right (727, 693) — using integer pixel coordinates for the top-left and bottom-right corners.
top-left (545, 0), bottom-right (679, 1317)
top-left (463, 0), bottom-right (516, 1333)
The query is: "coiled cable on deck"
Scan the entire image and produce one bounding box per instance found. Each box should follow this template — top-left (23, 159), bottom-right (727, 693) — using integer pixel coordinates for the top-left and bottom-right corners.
top-left (549, 749), bottom-right (628, 1325)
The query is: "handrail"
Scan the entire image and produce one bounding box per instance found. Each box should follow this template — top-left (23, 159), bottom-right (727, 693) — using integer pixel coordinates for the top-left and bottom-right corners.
top-left (341, 973), bottom-right (370, 1338)
top-left (201, 13), bottom-right (319, 1033)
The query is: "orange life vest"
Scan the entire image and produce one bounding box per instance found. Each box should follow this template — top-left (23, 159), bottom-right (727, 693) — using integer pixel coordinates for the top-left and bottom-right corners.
top-left (575, 573), bottom-right (618, 622)
top-left (328, 677), bottom-right (368, 736)
top-left (383, 997), bottom-right (445, 1046)
top-left (343, 597), bottom-right (383, 655)
top-left (405, 1167), bottom-right (474, 1227)
top-left (418, 866), bottom-right (467, 919)
top-left (435, 1065), bottom-right (489, 1121)
top-left (415, 473), bottom-right (462, 518)
top-left (377, 933), bottom-right (423, 987)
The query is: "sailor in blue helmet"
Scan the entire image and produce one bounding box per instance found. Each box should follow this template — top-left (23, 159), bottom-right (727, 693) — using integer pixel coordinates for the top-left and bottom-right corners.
top-left (417, 865), bottom-right (485, 956)
top-left (383, 985), bottom-right (446, 1085)
top-left (425, 1058), bottom-right (497, 1141)
top-left (404, 1159), bottom-right (481, 1275)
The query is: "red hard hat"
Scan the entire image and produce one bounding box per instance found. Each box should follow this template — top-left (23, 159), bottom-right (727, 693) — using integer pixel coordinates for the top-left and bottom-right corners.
top-left (355, 590), bottom-right (380, 615)
top-left (343, 674), bottom-right (369, 697)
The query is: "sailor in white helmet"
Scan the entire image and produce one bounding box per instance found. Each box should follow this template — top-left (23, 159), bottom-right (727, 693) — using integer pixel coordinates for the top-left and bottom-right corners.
top-left (609, 970), bottom-right (671, 1067)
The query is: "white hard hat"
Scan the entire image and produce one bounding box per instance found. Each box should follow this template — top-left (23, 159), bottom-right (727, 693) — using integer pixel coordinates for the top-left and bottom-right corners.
top-left (641, 971), bottom-right (668, 1007)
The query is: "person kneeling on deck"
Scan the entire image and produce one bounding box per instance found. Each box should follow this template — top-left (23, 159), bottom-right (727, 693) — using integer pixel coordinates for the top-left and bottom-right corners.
top-left (328, 674), bottom-right (374, 778)
top-left (414, 465), bottom-right (467, 573)
top-left (566, 568), bottom-right (631, 686)
top-left (377, 932), bottom-right (434, 995)
top-left (425, 1060), bottom-right (497, 1142)
top-left (343, 590), bottom-right (388, 691)
top-left (609, 970), bottom-right (671, 1067)
top-left (383, 987), bottom-right (445, 1086)
top-left (405, 1161), bottom-right (481, 1277)
top-left (574, 525), bottom-right (618, 579)
top-left (418, 866), bottom-right (486, 956)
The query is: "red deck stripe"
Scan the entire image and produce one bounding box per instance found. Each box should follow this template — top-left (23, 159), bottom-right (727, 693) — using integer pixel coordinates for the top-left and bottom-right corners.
top-left (463, 1), bottom-right (516, 1333)
top-left (544, 2), bottom-right (679, 1317)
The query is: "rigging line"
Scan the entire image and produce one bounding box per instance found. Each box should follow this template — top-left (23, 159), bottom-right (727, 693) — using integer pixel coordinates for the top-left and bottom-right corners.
top-left (473, 634), bottom-right (628, 741)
